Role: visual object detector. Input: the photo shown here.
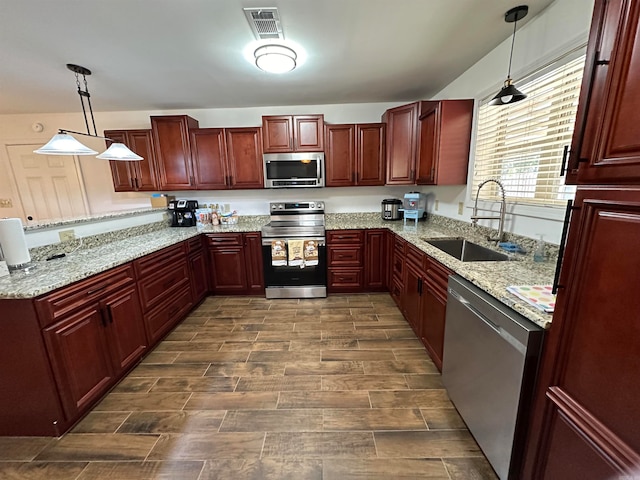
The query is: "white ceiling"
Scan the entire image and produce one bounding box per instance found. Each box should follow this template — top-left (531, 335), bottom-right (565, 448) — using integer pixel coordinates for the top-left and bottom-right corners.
top-left (0, 0), bottom-right (555, 115)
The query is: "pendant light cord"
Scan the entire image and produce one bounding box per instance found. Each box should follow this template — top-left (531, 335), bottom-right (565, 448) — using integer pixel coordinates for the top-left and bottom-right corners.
top-left (507, 15), bottom-right (518, 79)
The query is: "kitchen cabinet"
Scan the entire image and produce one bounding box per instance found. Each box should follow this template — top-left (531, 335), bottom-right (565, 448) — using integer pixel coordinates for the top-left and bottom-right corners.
top-left (420, 257), bottom-right (450, 371)
top-left (186, 236), bottom-right (209, 304)
top-left (104, 129), bottom-right (158, 192)
top-left (364, 229), bottom-right (387, 290)
top-left (523, 1), bottom-right (640, 477)
top-left (416, 100), bottom-right (473, 185)
top-left (189, 127), bottom-right (263, 190)
top-left (262, 114), bottom-right (324, 153)
top-left (327, 229), bottom-right (365, 293)
top-left (325, 123), bottom-right (385, 187)
top-left (566, 0), bottom-right (640, 184)
top-left (151, 115), bottom-right (199, 190)
top-left (390, 235), bottom-right (407, 307)
top-left (134, 243), bottom-right (193, 343)
top-left (37, 264), bottom-right (146, 421)
top-left (206, 233), bottom-right (264, 295)
top-left (383, 100), bottom-right (473, 185)
top-left (383, 102), bottom-right (419, 184)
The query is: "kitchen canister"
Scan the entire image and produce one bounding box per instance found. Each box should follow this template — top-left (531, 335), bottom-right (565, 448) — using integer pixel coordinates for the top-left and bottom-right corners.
top-left (0, 218), bottom-right (31, 269)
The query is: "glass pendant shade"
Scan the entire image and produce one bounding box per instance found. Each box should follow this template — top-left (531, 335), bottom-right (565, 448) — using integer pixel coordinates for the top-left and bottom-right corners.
top-left (33, 134), bottom-right (98, 155)
top-left (254, 45), bottom-right (297, 73)
top-left (96, 143), bottom-right (143, 161)
top-left (488, 80), bottom-right (527, 105)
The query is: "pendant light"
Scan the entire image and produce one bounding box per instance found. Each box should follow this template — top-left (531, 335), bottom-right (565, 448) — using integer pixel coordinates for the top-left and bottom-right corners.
top-left (489, 5), bottom-right (529, 106)
top-left (34, 64), bottom-right (143, 161)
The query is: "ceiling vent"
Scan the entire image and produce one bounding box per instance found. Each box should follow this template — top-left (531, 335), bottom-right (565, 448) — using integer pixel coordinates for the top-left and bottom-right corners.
top-left (243, 7), bottom-right (284, 40)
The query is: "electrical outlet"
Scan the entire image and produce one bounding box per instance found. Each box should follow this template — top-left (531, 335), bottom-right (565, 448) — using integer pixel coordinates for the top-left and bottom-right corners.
top-left (435, 200), bottom-right (439, 211)
top-left (59, 229), bottom-right (75, 242)
top-left (0, 198), bottom-right (12, 208)
top-left (458, 202), bottom-right (464, 215)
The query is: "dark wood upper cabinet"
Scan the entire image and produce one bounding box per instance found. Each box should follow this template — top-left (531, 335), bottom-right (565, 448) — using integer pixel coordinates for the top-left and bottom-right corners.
top-left (416, 100), bottom-right (473, 185)
top-left (357, 123), bottom-right (386, 185)
top-left (325, 124), bottom-right (356, 186)
top-left (104, 129), bottom-right (158, 192)
top-left (384, 102), bottom-right (419, 185)
top-left (576, 0), bottom-right (640, 184)
top-left (189, 128), bottom-right (228, 190)
top-left (262, 114), bottom-right (324, 153)
top-left (225, 127), bottom-right (264, 189)
top-left (151, 115), bottom-right (199, 190)
top-left (383, 100), bottom-right (472, 186)
top-left (325, 123), bottom-right (385, 187)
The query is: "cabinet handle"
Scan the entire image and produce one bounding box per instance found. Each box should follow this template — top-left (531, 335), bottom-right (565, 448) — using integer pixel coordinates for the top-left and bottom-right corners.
top-left (430, 167), bottom-right (435, 180)
top-left (190, 175), bottom-right (195, 185)
top-left (131, 177), bottom-right (135, 188)
top-left (134, 177), bottom-right (139, 189)
top-left (104, 305), bottom-right (113, 324)
top-left (229, 175), bottom-right (233, 185)
top-left (560, 145), bottom-right (570, 177)
top-left (552, 200), bottom-right (573, 294)
top-left (410, 169), bottom-right (415, 181)
top-left (87, 284), bottom-right (108, 295)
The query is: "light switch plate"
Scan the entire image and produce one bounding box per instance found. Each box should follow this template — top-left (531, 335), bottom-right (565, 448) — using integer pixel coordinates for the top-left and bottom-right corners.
top-left (59, 229), bottom-right (75, 242)
top-left (458, 202), bottom-right (464, 215)
top-left (435, 200), bottom-right (439, 211)
top-left (0, 198), bottom-right (12, 208)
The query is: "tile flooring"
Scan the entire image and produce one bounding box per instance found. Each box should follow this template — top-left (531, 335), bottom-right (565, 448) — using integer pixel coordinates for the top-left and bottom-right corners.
top-left (0, 294), bottom-right (498, 479)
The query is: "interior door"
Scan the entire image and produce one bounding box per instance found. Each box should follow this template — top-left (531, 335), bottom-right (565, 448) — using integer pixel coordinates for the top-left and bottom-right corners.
top-left (6, 144), bottom-right (89, 222)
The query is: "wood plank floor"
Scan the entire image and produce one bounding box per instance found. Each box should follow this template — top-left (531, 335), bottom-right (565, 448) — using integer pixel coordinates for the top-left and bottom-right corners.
top-left (0, 294), bottom-right (498, 480)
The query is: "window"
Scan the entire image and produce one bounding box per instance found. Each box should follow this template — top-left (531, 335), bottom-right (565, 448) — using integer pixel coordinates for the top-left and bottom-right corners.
top-left (472, 54), bottom-right (585, 206)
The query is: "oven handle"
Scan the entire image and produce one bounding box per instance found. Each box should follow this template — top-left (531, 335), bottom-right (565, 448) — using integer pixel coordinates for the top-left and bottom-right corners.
top-left (262, 237), bottom-right (326, 246)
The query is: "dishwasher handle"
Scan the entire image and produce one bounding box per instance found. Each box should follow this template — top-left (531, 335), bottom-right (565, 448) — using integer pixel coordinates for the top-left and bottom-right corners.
top-left (449, 288), bottom-right (527, 355)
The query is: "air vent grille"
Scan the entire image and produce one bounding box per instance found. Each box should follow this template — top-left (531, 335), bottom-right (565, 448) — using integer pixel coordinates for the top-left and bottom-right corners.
top-left (244, 7), bottom-right (284, 40)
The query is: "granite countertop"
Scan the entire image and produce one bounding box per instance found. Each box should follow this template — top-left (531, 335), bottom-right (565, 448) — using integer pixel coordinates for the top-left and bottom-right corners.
top-left (0, 213), bottom-right (555, 329)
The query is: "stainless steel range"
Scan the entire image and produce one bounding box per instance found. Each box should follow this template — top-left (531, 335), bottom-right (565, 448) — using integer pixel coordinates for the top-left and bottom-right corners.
top-left (261, 201), bottom-right (327, 299)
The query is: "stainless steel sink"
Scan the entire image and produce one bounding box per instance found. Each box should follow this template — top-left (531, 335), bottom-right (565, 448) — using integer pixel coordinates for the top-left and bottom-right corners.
top-left (423, 237), bottom-right (510, 262)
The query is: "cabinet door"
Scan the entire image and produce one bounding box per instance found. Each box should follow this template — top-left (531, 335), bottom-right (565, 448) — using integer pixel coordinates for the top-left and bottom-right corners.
top-left (403, 262), bottom-right (423, 334)
top-left (420, 280), bottom-right (447, 371)
top-left (579, 0), bottom-right (640, 183)
top-left (365, 229), bottom-right (386, 290)
top-left (189, 249), bottom-right (209, 303)
top-left (105, 131), bottom-right (134, 192)
top-left (325, 124), bottom-right (355, 187)
top-left (526, 187), bottom-right (640, 478)
top-left (102, 284), bottom-right (147, 374)
top-left (128, 130), bottom-right (158, 191)
top-left (226, 128), bottom-right (264, 189)
top-left (385, 102), bottom-right (418, 184)
top-left (416, 103), bottom-right (439, 184)
top-left (357, 123), bottom-right (386, 186)
top-left (209, 246), bottom-right (248, 293)
top-left (152, 115), bottom-right (199, 190)
top-left (566, 0), bottom-right (623, 183)
top-left (43, 305), bottom-right (114, 419)
top-left (190, 128), bottom-right (228, 190)
top-left (294, 115), bottom-right (324, 151)
top-left (244, 233), bottom-right (265, 295)
top-left (262, 115), bottom-right (293, 153)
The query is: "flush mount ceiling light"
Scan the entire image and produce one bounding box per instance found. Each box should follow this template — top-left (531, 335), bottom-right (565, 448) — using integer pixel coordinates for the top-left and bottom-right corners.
top-left (489, 5), bottom-right (529, 106)
top-left (34, 64), bottom-right (143, 161)
top-left (254, 44), bottom-right (297, 73)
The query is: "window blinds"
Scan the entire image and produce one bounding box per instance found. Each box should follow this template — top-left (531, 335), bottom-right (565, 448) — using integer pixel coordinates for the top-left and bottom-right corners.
top-left (473, 55), bottom-right (585, 206)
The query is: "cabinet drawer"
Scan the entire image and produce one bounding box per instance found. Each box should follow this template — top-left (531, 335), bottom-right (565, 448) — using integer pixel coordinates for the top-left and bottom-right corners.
top-left (328, 267), bottom-right (364, 291)
top-left (186, 236), bottom-right (203, 254)
top-left (144, 283), bottom-right (193, 344)
top-left (390, 275), bottom-right (403, 308)
top-left (327, 245), bottom-right (363, 267)
top-left (327, 230), bottom-right (364, 244)
top-left (425, 257), bottom-right (451, 294)
top-left (206, 233), bottom-right (243, 247)
top-left (406, 244), bottom-right (426, 270)
top-left (137, 262), bottom-right (190, 312)
top-left (36, 264), bottom-right (135, 327)
top-left (134, 243), bottom-right (186, 277)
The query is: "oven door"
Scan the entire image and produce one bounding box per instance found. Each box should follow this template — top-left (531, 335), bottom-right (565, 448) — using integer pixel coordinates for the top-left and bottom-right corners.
top-left (262, 237), bottom-right (327, 298)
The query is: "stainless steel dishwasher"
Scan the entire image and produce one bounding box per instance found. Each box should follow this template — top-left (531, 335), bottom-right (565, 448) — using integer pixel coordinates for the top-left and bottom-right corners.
top-left (442, 275), bottom-right (543, 480)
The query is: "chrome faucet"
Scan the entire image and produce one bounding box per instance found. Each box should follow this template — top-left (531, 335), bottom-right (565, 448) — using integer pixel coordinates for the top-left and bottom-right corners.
top-left (471, 179), bottom-right (506, 243)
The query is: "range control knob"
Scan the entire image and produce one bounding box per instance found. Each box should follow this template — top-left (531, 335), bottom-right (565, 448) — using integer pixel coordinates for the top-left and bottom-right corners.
top-left (317, 202), bottom-right (324, 209)
top-left (271, 204), bottom-right (277, 210)
top-left (310, 202), bottom-right (316, 208)
top-left (278, 204), bottom-right (284, 209)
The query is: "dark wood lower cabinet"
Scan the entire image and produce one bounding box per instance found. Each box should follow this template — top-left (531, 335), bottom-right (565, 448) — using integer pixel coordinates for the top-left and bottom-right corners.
top-left (365, 229), bottom-right (387, 290)
top-left (206, 233), bottom-right (264, 295)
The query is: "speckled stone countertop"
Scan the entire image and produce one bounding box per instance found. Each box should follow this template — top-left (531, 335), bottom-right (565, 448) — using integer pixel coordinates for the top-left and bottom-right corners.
top-left (1, 213), bottom-right (555, 329)
top-left (23, 208), bottom-right (166, 231)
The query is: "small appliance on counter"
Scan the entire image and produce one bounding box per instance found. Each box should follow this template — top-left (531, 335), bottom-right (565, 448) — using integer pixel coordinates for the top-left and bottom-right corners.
top-left (381, 198), bottom-right (403, 221)
top-left (403, 192), bottom-right (427, 225)
top-left (168, 199), bottom-right (198, 227)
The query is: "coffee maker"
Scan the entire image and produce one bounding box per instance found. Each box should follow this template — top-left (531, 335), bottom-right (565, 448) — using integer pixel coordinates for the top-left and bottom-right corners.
top-left (168, 199), bottom-right (198, 227)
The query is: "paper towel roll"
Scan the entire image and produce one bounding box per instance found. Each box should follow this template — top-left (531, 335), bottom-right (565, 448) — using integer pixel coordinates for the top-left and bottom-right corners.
top-left (0, 218), bottom-right (31, 267)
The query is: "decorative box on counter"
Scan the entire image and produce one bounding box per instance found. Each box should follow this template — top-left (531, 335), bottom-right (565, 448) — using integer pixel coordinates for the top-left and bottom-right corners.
top-left (150, 194), bottom-right (175, 208)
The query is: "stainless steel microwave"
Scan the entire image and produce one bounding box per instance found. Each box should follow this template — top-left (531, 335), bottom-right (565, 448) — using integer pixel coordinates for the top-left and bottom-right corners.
top-left (263, 152), bottom-right (325, 188)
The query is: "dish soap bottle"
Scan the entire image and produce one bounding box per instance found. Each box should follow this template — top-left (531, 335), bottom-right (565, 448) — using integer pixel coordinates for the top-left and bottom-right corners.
top-left (533, 234), bottom-right (546, 262)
